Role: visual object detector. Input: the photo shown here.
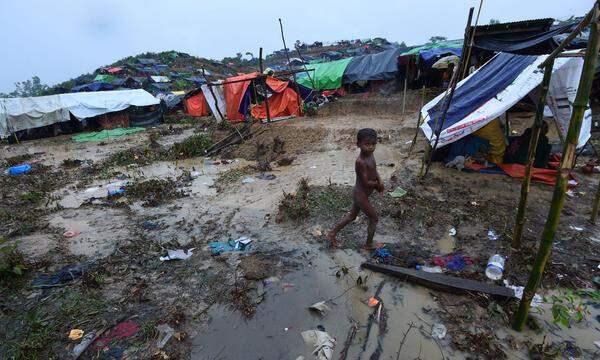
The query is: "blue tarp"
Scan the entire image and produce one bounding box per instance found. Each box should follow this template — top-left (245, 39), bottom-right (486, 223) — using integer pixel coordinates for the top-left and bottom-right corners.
top-left (419, 48), bottom-right (462, 67)
top-left (343, 48), bottom-right (402, 83)
top-left (427, 52), bottom-right (537, 132)
top-left (71, 82), bottom-right (115, 92)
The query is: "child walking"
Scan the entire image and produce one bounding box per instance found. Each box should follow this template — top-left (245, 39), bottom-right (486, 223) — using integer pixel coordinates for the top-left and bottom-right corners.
top-left (327, 128), bottom-right (383, 249)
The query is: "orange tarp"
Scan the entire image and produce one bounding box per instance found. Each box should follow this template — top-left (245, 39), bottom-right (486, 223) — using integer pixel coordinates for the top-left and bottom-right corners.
top-left (465, 162), bottom-right (576, 186)
top-left (223, 72), bottom-right (260, 121)
top-left (251, 78), bottom-right (300, 120)
top-left (184, 92), bottom-right (209, 117)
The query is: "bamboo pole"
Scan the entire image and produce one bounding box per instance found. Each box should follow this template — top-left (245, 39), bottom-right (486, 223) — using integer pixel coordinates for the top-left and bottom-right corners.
top-left (201, 68), bottom-right (225, 122)
top-left (278, 18), bottom-right (303, 116)
top-left (422, 8), bottom-right (473, 176)
top-left (592, 180), bottom-right (600, 224)
top-left (258, 48), bottom-right (272, 123)
top-left (461, 0), bottom-right (483, 79)
top-left (512, 58), bottom-right (554, 248)
top-left (295, 46), bottom-right (317, 89)
top-left (409, 85), bottom-right (427, 155)
top-left (458, 7), bottom-right (475, 79)
top-left (513, 2), bottom-right (600, 331)
top-left (401, 77), bottom-right (408, 121)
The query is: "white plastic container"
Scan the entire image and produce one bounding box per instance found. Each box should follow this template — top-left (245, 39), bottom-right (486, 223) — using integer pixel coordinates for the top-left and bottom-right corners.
top-left (485, 254), bottom-right (505, 280)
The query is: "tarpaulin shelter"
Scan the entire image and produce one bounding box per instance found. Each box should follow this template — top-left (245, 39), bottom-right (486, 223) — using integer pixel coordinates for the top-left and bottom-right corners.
top-left (472, 18), bottom-right (583, 55)
top-left (223, 72), bottom-right (260, 121)
top-left (201, 82), bottom-right (226, 122)
top-left (342, 48), bottom-right (402, 83)
top-left (420, 52), bottom-right (591, 150)
top-left (150, 76), bottom-right (170, 83)
top-left (399, 40), bottom-right (463, 67)
top-left (0, 89), bottom-right (159, 138)
top-left (297, 57), bottom-right (353, 90)
top-left (94, 74), bottom-right (116, 83)
top-left (71, 82), bottom-right (115, 92)
top-left (184, 89), bottom-right (210, 117)
top-left (106, 67), bottom-right (123, 74)
top-left (250, 77), bottom-right (300, 120)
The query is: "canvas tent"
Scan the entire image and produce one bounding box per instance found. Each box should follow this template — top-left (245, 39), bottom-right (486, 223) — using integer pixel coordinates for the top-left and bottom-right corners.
top-left (342, 48), bottom-right (402, 83)
top-left (420, 52), bottom-right (591, 150)
top-left (0, 89), bottom-right (159, 138)
top-left (297, 57), bottom-right (353, 90)
top-left (223, 72), bottom-right (260, 121)
top-left (184, 90), bottom-right (210, 117)
top-left (250, 77), bottom-right (301, 120)
top-left (399, 40), bottom-right (463, 67)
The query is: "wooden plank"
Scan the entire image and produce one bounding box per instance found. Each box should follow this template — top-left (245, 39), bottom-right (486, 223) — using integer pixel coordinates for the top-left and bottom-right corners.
top-left (361, 262), bottom-right (516, 300)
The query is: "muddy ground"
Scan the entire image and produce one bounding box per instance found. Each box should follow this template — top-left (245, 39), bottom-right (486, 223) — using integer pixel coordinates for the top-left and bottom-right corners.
top-left (0, 92), bottom-right (599, 359)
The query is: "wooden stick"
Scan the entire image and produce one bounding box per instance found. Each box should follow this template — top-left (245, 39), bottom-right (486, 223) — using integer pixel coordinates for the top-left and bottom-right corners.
top-left (401, 76), bottom-right (408, 121)
top-left (295, 45), bottom-right (317, 89)
top-left (512, 59), bottom-right (554, 248)
top-left (538, 9), bottom-right (594, 69)
top-left (258, 48), bottom-right (272, 123)
top-left (278, 18), bottom-right (303, 116)
top-left (513, 1), bottom-right (600, 331)
top-left (408, 86), bottom-right (427, 155)
top-left (461, 0), bottom-right (483, 79)
top-left (459, 7), bottom-right (475, 79)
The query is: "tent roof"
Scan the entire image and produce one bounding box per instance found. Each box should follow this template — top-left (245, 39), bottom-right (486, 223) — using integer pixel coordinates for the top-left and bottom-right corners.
top-left (400, 39), bottom-right (463, 56)
top-left (297, 57), bottom-right (353, 90)
top-left (342, 48), bottom-right (402, 83)
top-left (420, 52), bottom-right (590, 149)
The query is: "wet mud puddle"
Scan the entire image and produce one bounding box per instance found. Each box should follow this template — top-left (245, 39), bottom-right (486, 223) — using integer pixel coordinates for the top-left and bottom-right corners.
top-left (191, 249), bottom-right (446, 360)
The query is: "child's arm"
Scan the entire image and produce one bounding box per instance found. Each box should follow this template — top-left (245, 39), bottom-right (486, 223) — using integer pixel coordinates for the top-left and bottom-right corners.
top-left (375, 171), bottom-right (384, 193)
top-left (357, 161), bottom-right (380, 189)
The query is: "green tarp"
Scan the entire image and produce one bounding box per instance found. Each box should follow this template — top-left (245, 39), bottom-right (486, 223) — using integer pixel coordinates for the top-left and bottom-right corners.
top-left (297, 57), bottom-right (353, 90)
top-left (72, 127), bottom-right (146, 142)
top-left (401, 39), bottom-right (463, 56)
top-left (93, 74), bottom-right (116, 83)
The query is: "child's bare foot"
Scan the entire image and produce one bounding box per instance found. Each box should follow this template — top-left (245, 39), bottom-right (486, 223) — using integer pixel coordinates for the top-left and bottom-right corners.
top-left (327, 231), bottom-right (338, 248)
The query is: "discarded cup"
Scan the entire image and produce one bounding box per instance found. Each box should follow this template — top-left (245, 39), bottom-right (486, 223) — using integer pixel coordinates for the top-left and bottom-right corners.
top-left (485, 254), bottom-right (505, 281)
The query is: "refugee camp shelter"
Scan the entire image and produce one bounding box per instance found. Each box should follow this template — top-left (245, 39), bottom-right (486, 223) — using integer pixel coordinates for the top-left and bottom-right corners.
top-left (0, 89), bottom-right (159, 138)
top-left (184, 88), bottom-right (210, 117)
top-left (420, 51), bottom-right (591, 150)
top-left (342, 48), bottom-right (403, 84)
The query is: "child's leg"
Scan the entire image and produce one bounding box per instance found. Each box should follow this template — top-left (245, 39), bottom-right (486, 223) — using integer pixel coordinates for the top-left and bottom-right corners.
top-left (356, 195), bottom-right (378, 249)
top-left (327, 202), bottom-right (359, 247)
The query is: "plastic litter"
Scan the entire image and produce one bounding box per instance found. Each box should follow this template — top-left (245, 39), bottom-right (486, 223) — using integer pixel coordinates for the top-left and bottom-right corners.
top-left (367, 297), bottom-right (380, 307)
top-left (431, 323), bottom-right (447, 339)
top-left (433, 254), bottom-right (473, 271)
top-left (32, 264), bottom-right (84, 288)
top-left (242, 177), bottom-right (256, 184)
top-left (301, 330), bottom-right (335, 360)
top-left (8, 163), bottom-right (31, 175)
top-left (72, 332), bottom-right (96, 358)
top-left (389, 187), bottom-right (407, 198)
top-left (263, 276), bottom-right (280, 286)
top-left (63, 230), bottom-right (81, 238)
top-left (372, 247), bottom-right (391, 262)
top-left (257, 173), bottom-right (277, 180)
top-left (309, 301), bottom-right (330, 316)
top-left (485, 254), bottom-right (505, 281)
top-left (487, 229), bottom-right (499, 241)
top-left (94, 320), bottom-right (139, 349)
top-left (282, 283), bottom-right (295, 293)
top-left (156, 324), bottom-right (175, 349)
top-left (504, 280), bottom-right (542, 307)
top-left (569, 225), bottom-right (584, 231)
top-left (209, 237), bottom-right (252, 255)
top-left (69, 329), bottom-right (85, 340)
top-left (159, 248), bottom-right (195, 261)
top-left (416, 265), bottom-right (443, 273)
top-left (141, 220), bottom-right (159, 230)
top-left (448, 227), bottom-right (457, 236)
top-left (107, 184), bottom-right (125, 196)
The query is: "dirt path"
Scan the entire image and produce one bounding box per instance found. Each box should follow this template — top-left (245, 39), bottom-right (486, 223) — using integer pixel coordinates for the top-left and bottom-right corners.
top-left (1, 106), bottom-right (599, 359)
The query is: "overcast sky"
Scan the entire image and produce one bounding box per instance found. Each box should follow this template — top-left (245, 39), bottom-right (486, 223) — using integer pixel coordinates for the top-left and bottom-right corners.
top-left (0, 0), bottom-right (592, 92)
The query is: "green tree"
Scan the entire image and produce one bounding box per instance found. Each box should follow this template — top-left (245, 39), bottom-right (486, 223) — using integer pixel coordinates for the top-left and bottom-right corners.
top-left (0, 76), bottom-right (49, 98)
top-left (489, 18), bottom-right (501, 24)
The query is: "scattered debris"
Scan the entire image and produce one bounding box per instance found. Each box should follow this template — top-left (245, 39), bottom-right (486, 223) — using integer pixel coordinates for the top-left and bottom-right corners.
top-left (368, 297), bottom-right (380, 307)
top-left (72, 332), bottom-right (97, 359)
top-left (32, 264), bottom-right (85, 288)
top-left (63, 230), bottom-right (81, 238)
top-left (431, 323), bottom-right (447, 339)
top-left (68, 329), bottom-right (85, 340)
top-left (156, 324), bottom-right (175, 349)
top-left (503, 280), bottom-right (542, 307)
top-left (7, 163), bottom-right (31, 175)
top-left (242, 177), bottom-right (256, 184)
top-left (301, 330), bottom-right (335, 360)
top-left (159, 248), bottom-right (195, 261)
top-left (448, 227), bottom-right (457, 236)
top-left (487, 229), bottom-right (499, 241)
top-left (416, 265), bottom-right (443, 273)
top-left (257, 173), bottom-right (277, 180)
top-left (309, 301), bottom-right (330, 316)
top-left (389, 186), bottom-right (407, 198)
top-left (277, 156), bottom-right (295, 166)
top-left (141, 220), bottom-right (159, 230)
top-left (94, 320), bottom-right (139, 350)
top-left (485, 254), bottom-right (505, 281)
top-left (569, 225), bottom-right (584, 232)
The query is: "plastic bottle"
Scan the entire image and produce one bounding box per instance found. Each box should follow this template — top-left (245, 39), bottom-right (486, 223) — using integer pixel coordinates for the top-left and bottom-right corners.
top-left (485, 254), bottom-right (505, 280)
top-left (8, 163), bottom-right (31, 175)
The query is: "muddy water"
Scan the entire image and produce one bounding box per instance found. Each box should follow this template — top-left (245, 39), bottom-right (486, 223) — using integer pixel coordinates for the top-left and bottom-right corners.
top-left (191, 248), bottom-right (449, 360)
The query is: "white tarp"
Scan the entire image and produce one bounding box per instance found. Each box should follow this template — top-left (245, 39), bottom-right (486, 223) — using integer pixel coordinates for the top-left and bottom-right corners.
top-left (420, 53), bottom-right (591, 149)
top-left (201, 82), bottom-right (226, 122)
top-left (150, 76), bottom-right (170, 83)
top-left (0, 89), bottom-right (159, 138)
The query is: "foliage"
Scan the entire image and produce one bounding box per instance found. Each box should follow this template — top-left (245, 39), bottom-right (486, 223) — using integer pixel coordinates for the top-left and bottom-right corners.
top-left (170, 134), bottom-right (212, 159)
top-left (545, 289), bottom-right (589, 327)
top-left (429, 36), bottom-right (448, 43)
top-left (277, 178), bottom-right (311, 221)
top-left (0, 237), bottom-right (26, 279)
top-left (489, 18), bottom-right (501, 25)
top-left (0, 76), bottom-right (49, 98)
top-left (556, 15), bottom-right (577, 26)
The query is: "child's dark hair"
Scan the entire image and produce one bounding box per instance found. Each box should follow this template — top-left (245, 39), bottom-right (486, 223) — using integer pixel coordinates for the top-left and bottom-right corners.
top-left (357, 128), bottom-right (377, 144)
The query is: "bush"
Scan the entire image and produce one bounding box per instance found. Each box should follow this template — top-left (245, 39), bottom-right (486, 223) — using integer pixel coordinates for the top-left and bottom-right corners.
top-left (0, 237), bottom-right (26, 279)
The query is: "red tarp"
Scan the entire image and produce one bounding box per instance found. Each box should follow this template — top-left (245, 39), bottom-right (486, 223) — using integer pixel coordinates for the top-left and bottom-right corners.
top-left (106, 67), bottom-right (122, 74)
top-left (465, 162), bottom-right (576, 186)
top-left (223, 72), bottom-right (260, 121)
top-left (184, 92), bottom-right (210, 117)
top-left (251, 77), bottom-right (300, 120)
